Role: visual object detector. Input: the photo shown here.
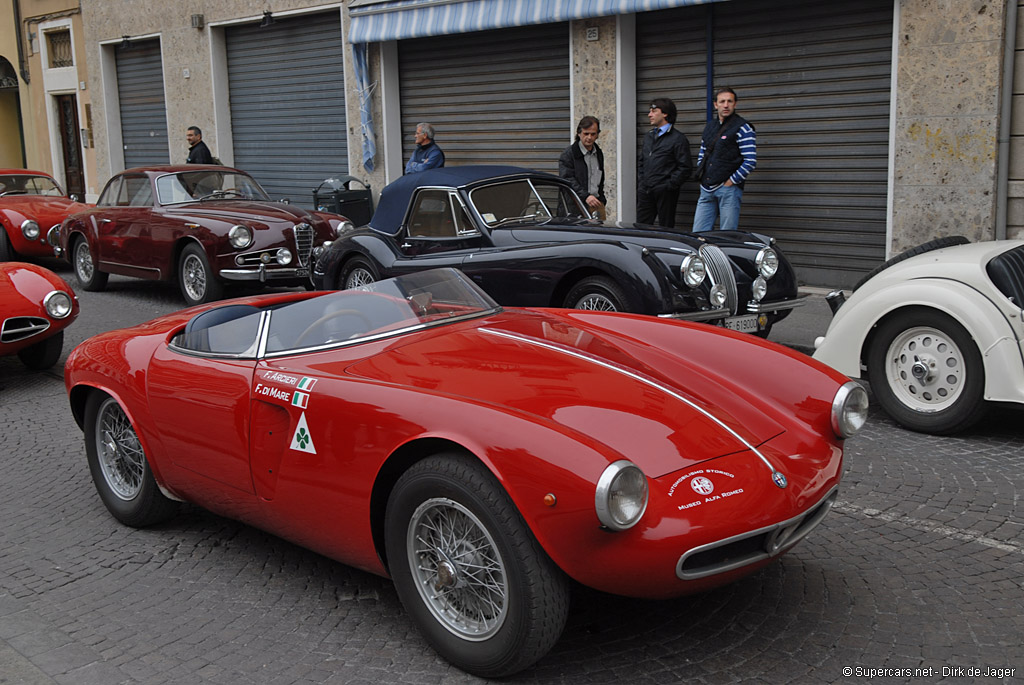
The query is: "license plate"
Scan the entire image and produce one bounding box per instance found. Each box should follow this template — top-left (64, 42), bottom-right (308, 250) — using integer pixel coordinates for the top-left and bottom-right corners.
top-left (295, 268), bottom-right (309, 278)
top-left (724, 314), bottom-right (759, 333)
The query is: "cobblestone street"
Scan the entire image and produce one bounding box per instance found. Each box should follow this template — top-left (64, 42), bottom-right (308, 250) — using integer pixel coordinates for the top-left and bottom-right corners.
top-left (1, 268), bottom-right (1021, 684)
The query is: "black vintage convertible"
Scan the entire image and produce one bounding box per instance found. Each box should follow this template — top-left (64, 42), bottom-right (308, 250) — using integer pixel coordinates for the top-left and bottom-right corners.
top-left (313, 166), bottom-right (803, 335)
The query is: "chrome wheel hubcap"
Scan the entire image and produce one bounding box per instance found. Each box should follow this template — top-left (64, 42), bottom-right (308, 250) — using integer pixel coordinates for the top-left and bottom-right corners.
top-left (885, 326), bottom-right (966, 411)
top-left (182, 254), bottom-right (207, 301)
top-left (96, 398), bottom-right (145, 500)
top-left (345, 268), bottom-right (375, 289)
top-left (407, 497), bottom-right (508, 640)
top-left (75, 242), bottom-right (94, 281)
top-left (575, 293), bottom-right (617, 311)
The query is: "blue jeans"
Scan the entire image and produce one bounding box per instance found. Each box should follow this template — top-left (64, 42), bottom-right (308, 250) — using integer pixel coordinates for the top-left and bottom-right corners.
top-left (692, 184), bottom-right (743, 232)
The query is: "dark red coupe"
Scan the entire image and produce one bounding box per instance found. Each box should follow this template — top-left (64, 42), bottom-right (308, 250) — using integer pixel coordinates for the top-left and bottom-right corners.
top-left (56, 165), bottom-right (347, 306)
top-left (0, 168), bottom-right (88, 261)
top-left (65, 268), bottom-right (867, 676)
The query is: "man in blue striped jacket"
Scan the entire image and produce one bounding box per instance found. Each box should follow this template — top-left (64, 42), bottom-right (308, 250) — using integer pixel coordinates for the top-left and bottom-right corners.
top-left (692, 88), bottom-right (757, 232)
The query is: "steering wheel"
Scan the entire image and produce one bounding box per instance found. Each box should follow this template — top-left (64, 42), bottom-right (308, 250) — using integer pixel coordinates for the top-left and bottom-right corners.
top-left (294, 308), bottom-right (373, 346)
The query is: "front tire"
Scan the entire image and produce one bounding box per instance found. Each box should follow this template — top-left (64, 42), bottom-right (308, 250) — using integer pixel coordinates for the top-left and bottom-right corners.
top-left (385, 453), bottom-right (569, 677)
top-left (72, 236), bottom-right (108, 291)
top-left (179, 243), bottom-right (224, 306)
top-left (563, 276), bottom-right (628, 311)
top-left (867, 309), bottom-right (987, 434)
top-left (0, 229), bottom-right (14, 261)
top-left (84, 393), bottom-right (179, 527)
top-left (17, 331), bottom-right (63, 370)
top-left (339, 257), bottom-right (378, 290)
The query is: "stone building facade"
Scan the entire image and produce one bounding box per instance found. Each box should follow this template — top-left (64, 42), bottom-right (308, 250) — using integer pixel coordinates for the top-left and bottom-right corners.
top-left (70, 0), bottom-right (1023, 288)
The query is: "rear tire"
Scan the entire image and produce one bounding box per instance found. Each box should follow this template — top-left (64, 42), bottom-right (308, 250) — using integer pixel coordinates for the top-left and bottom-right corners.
top-left (385, 453), bottom-right (569, 677)
top-left (339, 257), bottom-right (378, 290)
top-left (73, 236), bottom-right (108, 291)
top-left (17, 331), bottom-right (63, 370)
top-left (563, 276), bottom-right (628, 311)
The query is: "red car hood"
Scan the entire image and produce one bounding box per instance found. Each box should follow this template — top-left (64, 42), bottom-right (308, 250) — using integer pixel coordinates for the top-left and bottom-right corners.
top-left (3, 196), bottom-right (88, 224)
top-left (346, 309), bottom-right (792, 478)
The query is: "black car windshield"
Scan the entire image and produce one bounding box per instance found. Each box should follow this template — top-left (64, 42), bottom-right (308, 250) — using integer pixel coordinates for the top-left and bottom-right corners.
top-left (172, 268), bottom-right (500, 357)
top-left (469, 179), bottom-right (588, 226)
top-left (156, 170), bottom-right (271, 205)
top-left (0, 174), bottom-right (64, 197)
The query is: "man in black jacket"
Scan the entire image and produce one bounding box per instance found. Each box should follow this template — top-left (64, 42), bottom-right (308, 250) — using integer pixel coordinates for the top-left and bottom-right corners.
top-left (186, 126), bottom-right (213, 165)
top-left (559, 115), bottom-right (606, 220)
top-left (692, 87), bottom-right (757, 231)
top-left (637, 97), bottom-right (691, 228)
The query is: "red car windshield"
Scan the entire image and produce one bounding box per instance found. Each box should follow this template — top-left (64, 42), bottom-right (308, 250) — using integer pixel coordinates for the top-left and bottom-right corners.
top-left (0, 174), bottom-right (64, 197)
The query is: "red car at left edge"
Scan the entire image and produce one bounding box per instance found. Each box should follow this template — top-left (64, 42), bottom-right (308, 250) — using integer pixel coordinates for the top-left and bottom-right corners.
top-left (0, 168), bottom-right (88, 261)
top-left (1, 261), bottom-right (79, 370)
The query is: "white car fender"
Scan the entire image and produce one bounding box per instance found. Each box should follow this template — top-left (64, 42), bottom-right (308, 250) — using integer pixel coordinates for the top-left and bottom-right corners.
top-left (813, 278), bottom-right (1024, 403)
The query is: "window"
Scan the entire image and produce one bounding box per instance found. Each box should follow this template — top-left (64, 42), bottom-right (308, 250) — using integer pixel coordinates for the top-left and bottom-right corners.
top-left (46, 30), bottom-right (73, 69)
top-left (407, 190), bottom-right (476, 238)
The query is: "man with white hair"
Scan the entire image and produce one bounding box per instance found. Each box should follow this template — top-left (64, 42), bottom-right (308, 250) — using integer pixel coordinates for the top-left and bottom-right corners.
top-left (404, 122), bottom-right (445, 174)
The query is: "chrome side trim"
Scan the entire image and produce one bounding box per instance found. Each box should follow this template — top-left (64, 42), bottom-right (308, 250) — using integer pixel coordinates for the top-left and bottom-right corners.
top-left (1, 316), bottom-right (50, 343)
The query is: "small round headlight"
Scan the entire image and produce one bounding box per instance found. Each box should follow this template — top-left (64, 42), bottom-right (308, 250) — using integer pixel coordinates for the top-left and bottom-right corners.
top-left (21, 219), bottom-right (41, 241)
top-left (681, 254), bottom-right (707, 288)
top-left (832, 381), bottom-right (869, 439)
top-left (710, 284), bottom-right (727, 308)
top-left (275, 248), bottom-right (293, 265)
top-left (595, 460), bottom-right (648, 531)
top-left (228, 224), bottom-right (253, 249)
top-left (337, 221), bottom-right (355, 237)
top-left (751, 276), bottom-right (768, 302)
top-left (46, 225), bottom-right (61, 247)
top-left (756, 247), bottom-right (779, 279)
top-left (44, 291), bottom-right (73, 319)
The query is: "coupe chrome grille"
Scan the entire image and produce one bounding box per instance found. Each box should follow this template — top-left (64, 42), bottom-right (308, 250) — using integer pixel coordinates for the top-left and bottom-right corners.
top-left (1, 316), bottom-right (50, 343)
top-left (700, 244), bottom-right (739, 315)
top-left (294, 222), bottom-right (314, 267)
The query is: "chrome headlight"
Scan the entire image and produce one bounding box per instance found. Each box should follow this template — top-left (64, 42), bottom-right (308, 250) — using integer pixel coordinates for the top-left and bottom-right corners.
top-left (751, 276), bottom-right (767, 302)
top-left (710, 284), bottom-right (727, 308)
top-left (337, 220), bottom-right (355, 237)
top-left (275, 248), bottom-right (293, 265)
top-left (228, 224), bottom-right (253, 249)
top-left (46, 224), bottom-right (61, 247)
top-left (44, 291), bottom-right (73, 319)
top-left (756, 247), bottom-right (779, 278)
top-left (680, 253), bottom-right (707, 288)
top-left (831, 381), bottom-right (869, 439)
top-left (21, 219), bottom-right (40, 240)
top-left (595, 460), bottom-right (648, 531)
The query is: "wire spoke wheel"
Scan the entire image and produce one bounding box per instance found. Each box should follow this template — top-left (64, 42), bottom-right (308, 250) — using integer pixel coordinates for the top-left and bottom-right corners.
top-left (74, 240), bottom-right (94, 281)
top-left (95, 398), bottom-right (146, 500)
top-left (575, 293), bottom-right (618, 311)
top-left (344, 266), bottom-right (376, 289)
top-left (181, 253), bottom-right (207, 302)
top-left (408, 497), bottom-right (508, 640)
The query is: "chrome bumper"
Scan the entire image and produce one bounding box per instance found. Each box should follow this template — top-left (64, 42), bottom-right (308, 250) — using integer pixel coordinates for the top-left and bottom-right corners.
top-left (660, 307), bottom-right (731, 323)
top-left (746, 296), bottom-right (808, 314)
top-left (219, 265), bottom-right (310, 283)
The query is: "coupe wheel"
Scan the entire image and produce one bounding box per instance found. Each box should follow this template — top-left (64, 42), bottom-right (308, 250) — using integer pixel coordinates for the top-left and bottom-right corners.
top-left (17, 331), bottom-right (63, 370)
top-left (340, 258), bottom-right (378, 290)
top-left (84, 393), bottom-right (179, 527)
top-left (385, 453), bottom-right (569, 678)
top-left (179, 243), bottom-right (224, 306)
top-left (867, 309), bottom-right (987, 434)
top-left (73, 236), bottom-right (108, 291)
top-left (564, 276), bottom-right (627, 311)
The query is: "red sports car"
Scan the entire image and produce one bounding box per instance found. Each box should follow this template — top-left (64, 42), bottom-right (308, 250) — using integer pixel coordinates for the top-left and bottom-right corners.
top-left (64, 267), bottom-right (867, 677)
top-left (56, 165), bottom-right (346, 306)
top-left (1, 261), bottom-right (79, 369)
top-left (0, 168), bottom-right (88, 261)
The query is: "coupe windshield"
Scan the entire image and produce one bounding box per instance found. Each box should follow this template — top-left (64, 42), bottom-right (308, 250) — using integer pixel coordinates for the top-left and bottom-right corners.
top-left (470, 179), bottom-right (588, 226)
top-left (173, 268), bottom-right (499, 357)
top-left (0, 174), bottom-right (64, 197)
top-left (156, 170), bottom-right (271, 205)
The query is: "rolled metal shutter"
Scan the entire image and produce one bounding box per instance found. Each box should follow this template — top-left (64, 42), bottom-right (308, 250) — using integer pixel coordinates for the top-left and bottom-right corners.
top-left (115, 39), bottom-right (169, 168)
top-left (398, 23), bottom-right (570, 174)
top-left (638, 0), bottom-right (893, 288)
top-left (225, 12), bottom-right (347, 208)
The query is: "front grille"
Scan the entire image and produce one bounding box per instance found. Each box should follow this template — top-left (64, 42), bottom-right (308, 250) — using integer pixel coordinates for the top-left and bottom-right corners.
top-left (700, 244), bottom-right (739, 315)
top-left (987, 244), bottom-right (1024, 307)
top-left (294, 222), bottom-right (314, 267)
top-left (675, 488), bottom-right (838, 580)
top-left (1, 316), bottom-right (49, 343)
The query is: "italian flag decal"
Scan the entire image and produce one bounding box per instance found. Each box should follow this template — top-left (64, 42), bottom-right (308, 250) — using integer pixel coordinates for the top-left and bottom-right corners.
top-left (291, 391), bottom-right (309, 409)
top-left (297, 376), bottom-right (317, 391)
top-left (290, 412), bottom-right (317, 454)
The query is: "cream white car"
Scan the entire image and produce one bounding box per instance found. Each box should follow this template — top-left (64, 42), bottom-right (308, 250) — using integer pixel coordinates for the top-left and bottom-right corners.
top-left (813, 237), bottom-right (1024, 434)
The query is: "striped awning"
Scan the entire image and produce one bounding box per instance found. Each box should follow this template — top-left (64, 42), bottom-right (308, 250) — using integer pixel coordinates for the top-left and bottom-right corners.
top-left (348, 0), bottom-right (712, 43)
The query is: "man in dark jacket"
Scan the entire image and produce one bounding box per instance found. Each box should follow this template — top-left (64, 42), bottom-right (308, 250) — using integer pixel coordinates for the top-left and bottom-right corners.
top-left (559, 115), bottom-right (606, 220)
top-left (186, 126), bottom-right (213, 165)
top-left (637, 97), bottom-right (691, 228)
top-left (692, 87), bottom-right (757, 231)
top-left (404, 122), bottom-right (445, 174)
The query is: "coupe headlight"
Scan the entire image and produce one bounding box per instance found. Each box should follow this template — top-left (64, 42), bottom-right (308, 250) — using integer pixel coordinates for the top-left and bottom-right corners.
top-left (751, 276), bottom-right (767, 302)
top-left (46, 224), bottom-right (61, 247)
top-left (756, 247), bottom-right (779, 278)
top-left (680, 253), bottom-right (707, 288)
top-left (595, 460), bottom-right (648, 531)
top-left (831, 381), bottom-right (869, 439)
top-left (710, 284), bottom-right (727, 308)
top-left (21, 219), bottom-right (41, 240)
top-left (44, 291), bottom-right (73, 319)
top-left (228, 224), bottom-right (253, 249)
top-left (337, 220), bottom-right (355, 237)
top-left (276, 248), bottom-right (293, 265)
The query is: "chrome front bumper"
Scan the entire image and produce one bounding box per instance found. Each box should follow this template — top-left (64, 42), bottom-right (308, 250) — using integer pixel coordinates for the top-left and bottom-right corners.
top-left (219, 265), bottom-right (310, 283)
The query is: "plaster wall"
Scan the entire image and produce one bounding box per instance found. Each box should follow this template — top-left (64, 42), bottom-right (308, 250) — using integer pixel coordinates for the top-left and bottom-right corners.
top-left (892, 0), bottom-right (1007, 251)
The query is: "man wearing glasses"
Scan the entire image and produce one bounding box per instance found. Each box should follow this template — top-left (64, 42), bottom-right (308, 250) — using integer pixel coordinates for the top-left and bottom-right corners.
top-left (637, 97), bottom-right (692, 228)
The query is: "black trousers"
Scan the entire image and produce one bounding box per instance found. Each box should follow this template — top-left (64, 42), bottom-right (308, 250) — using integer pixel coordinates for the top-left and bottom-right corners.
top-left (636, 186), bottom-right (680, 228)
